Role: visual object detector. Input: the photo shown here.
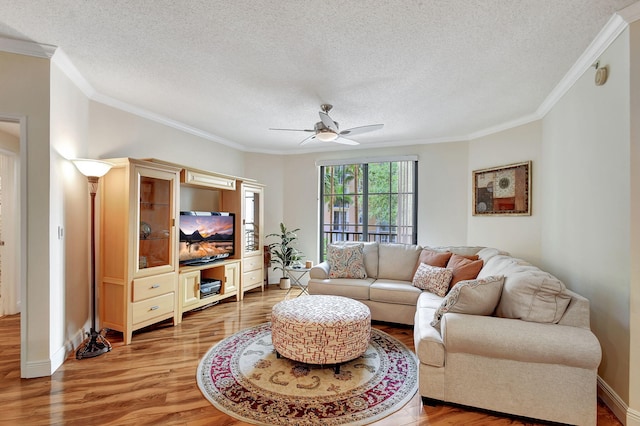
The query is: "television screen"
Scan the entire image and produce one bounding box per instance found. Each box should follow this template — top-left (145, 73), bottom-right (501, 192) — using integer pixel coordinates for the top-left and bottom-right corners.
top-left (179, 211), bottom-right (235, 265)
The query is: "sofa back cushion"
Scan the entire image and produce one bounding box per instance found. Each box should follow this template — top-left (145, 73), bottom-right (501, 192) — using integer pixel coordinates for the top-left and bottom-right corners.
top-left (378, 243), bottom-right (422, 281)
top-left (361, 242), bottom-right (380, 278)
top-left (481, 255), bottom-right (572, 323)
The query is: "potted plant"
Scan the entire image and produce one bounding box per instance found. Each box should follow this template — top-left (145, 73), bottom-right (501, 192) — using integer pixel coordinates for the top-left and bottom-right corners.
top-left (267, 223), bottom-right (303, 289)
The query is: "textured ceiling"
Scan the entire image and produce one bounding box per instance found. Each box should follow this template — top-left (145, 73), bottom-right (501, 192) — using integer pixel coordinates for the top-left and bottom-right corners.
top-left (0, 1), bottom-right (637, 153)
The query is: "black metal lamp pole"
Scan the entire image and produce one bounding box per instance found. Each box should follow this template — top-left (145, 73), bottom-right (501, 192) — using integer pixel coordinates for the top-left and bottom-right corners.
top-left (74, 162), bottom-right (113, 360)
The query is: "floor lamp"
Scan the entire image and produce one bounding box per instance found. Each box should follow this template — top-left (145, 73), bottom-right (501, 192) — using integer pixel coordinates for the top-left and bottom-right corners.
top-left (73, 159), bottom-right (114, 360)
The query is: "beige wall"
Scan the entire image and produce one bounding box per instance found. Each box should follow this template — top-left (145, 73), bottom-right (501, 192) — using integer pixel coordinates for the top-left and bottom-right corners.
top-left (468, 121), bottom-right (542, 264)
top-left (541, 27), bottom-right (634, 419)
top-left (628, 20), bottom-right (640, 424)
top-left (0, 128), bottom-right (19, 152)
top-left (0, 51), bottom-right (52, 377)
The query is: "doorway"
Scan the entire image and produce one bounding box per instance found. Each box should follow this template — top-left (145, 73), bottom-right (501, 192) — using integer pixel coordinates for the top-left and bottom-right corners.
top-left (0, 120), bottom-right (21, 317)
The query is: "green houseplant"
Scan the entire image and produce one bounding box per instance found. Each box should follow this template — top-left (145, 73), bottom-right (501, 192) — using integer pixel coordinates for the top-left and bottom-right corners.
top-left (267, 223), bottom-right (303, 289)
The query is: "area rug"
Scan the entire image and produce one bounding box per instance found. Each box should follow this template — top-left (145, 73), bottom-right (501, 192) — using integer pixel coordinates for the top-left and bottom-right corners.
top-left (197, 322), bottom-right (418, 425)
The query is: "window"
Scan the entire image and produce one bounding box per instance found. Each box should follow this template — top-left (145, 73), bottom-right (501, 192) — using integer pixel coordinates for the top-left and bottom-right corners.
top-left (320, 158), bottom-right (417, 259)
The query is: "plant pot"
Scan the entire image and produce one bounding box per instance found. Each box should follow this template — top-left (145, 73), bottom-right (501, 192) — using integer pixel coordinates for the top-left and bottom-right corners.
top-left (279, 277), bottom-right (291, 290)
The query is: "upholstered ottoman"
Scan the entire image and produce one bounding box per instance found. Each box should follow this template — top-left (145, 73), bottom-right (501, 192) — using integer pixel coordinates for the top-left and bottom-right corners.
top-left (271, 295), bottom-right (371, 372)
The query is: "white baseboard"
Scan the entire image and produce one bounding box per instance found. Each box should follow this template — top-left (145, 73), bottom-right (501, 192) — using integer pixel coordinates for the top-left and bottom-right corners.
top-left (628, 408), bottom-right (640, 426)
top-left (21, 327), bottom-right (86, 378)
top-left (21, 358), bottom-right (52, 378)
top-left (598, 376), bottom-right (640, 426)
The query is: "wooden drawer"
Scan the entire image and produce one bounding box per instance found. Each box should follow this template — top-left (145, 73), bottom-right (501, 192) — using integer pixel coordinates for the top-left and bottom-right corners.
top-left (132, 292), bottom-right (174, 325)
top-left (243, 268), bottom-right (263, 289)
top-left (132, 273), bottom-right (175, 302)
top-left (243, 255), bottom-right (263, 272)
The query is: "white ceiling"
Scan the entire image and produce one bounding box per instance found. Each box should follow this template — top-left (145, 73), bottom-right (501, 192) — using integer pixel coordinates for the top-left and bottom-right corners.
top-left (0, 1), bottom-right (637, 154)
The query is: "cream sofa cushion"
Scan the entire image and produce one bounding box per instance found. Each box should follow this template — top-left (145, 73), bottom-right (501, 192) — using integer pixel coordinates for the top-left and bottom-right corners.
top-left (480, 255), bottom-right (571, 323)
top-left (378, 243), bottom-right (422, 281)
top-left (370, 280), bottom-right (422, 306)
top-left (414, 292), bottom-right (446, 367)
top-left (307, 278), bottom-right (373, 300)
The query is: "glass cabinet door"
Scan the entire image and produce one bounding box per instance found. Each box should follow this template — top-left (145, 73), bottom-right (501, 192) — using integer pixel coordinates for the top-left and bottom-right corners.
top-left (243, 185), bottom-right (263, 256)
top-left (137, 168), bottom-right (176, 273)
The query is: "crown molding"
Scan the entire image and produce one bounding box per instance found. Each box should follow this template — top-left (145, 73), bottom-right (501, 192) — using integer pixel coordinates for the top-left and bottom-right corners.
top-left (0, 37), bottom-right (56, 58)
top-left (618, 0), bottom-right (640, 24)
top-left (51, 48), bottom-right (96, 98)
top-left (537, 13), bottom-right (628, 118)
top-left (91, 91), bottom-right (246, 151)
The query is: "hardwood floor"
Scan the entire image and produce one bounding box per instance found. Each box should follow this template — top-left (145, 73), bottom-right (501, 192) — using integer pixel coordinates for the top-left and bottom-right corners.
top-left (0, 287), bottom-right (622, 426)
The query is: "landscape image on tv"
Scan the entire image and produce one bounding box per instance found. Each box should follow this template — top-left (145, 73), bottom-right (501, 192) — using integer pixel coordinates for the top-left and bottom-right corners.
top-left (179, 212), bottom-right (234, 264)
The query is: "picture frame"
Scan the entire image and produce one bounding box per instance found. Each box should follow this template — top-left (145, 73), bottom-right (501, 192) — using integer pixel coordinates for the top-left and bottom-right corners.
top-left (472, 161), bottom-right (531, 216)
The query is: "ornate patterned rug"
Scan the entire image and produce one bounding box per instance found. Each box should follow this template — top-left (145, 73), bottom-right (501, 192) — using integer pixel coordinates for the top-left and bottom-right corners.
top-left (197, 322), bottom-right (418, 425)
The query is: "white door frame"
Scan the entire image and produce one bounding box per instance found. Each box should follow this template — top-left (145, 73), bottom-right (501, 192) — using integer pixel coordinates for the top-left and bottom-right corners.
top-left (0, 114), bottom-right (27, 375)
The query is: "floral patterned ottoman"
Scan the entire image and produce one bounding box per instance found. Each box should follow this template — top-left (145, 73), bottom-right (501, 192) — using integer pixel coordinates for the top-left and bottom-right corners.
top-left (271, 295), bottom-right (371, 371)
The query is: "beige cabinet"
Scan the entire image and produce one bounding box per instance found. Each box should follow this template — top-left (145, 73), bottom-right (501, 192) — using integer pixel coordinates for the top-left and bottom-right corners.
top-left (223, 181), bottom-right (265, 298)
top-left (99, 158), bottom-right (180, 344)
top-left (177, 259), bottom-right (241, 320)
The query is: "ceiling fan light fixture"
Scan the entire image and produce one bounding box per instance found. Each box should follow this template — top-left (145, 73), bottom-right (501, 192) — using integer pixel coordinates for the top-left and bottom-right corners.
top-left (316, 130), bottom-right (338, 142)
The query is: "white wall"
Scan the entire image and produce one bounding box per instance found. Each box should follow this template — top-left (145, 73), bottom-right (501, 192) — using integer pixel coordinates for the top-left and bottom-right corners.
top-left (88, 102), bottom-right (245, 177)
top-left (250, 141), bottom-right (471, 270)
top-left (243, 153), bottom-right (285, 284)
top-left (50, 58), bottom-right (93, 365)
top-left (467, 121), bottom-right (542, 264)
top-left (541, 28), bottom-right (632, 413)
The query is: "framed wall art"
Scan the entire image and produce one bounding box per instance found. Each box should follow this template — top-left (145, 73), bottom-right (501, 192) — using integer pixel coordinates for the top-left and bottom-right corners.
top-left (472, 161), bottom-right (531, 216)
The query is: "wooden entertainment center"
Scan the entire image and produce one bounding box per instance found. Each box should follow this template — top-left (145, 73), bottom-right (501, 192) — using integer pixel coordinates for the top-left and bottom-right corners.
top-left (98, 158), bottom-right (264, 344)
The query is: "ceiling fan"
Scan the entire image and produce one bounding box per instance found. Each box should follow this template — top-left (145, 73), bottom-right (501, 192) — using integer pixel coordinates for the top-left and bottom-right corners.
top-left (270, 104), bottom-right (384, 146)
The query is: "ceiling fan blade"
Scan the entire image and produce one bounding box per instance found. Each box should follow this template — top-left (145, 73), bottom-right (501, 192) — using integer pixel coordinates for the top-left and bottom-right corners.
top-left (269, 128), bottom-right (315, 132)
top-left (334, 136), bottom-right (360, 146)
top-left (299, 134), bottom-right (317, 146)
top-left (319, 111), bottom-right (339, 132)
top-left (339, 123), bottom-right (384, 136)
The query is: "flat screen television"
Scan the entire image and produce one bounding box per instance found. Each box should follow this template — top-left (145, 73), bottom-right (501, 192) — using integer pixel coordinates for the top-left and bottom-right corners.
top-left (179, 211), bottom-right (235, 265)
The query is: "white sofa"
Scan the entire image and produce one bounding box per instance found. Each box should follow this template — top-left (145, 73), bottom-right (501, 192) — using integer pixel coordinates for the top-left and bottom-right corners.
top-left (308, 242), bottom-right (602, 426)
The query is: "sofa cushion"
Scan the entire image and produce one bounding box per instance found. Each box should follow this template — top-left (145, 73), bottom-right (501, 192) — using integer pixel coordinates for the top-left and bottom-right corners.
top-left (412, 263), bottom-right (453, 296)
top-left (482, 255), bottom-right (572, 323)
top-left (416, 290), bottom-right (445, 309)
top-left (329, 241), bottom-right (379, 278)
top-left (430, 276), bottom-right (504, 327)
top-left (447, 254), bottom-right (483, 287)
top-left (415, 248), bottom-right (453, 269)
top-left (378, 243), bottom-right (422, 281)
top-left (307, 278), bottom-right (373, 300)
top-left (370, 280), bottom-right (422, 306)
top-left (327, 243), bottom-right (367, 279)
top-left (414, 306), bottom-right (445, 367)
top-left (498, 270), bottom-right (571, 323)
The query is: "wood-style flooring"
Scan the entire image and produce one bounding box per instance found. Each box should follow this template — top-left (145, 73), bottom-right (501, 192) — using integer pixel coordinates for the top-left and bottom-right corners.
top-left (0, 286), bottom-right (622, 425)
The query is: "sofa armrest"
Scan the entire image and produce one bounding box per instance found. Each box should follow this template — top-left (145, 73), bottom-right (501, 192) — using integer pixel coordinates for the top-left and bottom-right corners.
top-left (441, 313), bottom-right (601, 369)
top-left (310, 261), bottom-right (330, 279)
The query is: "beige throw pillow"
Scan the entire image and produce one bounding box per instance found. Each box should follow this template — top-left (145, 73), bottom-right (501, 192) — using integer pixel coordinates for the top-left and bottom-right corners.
top-left (327, 243), bottom-right (367, 279)
top-left (412, 263), bottom-right (453, 297)
top-left (430, 275), bottom-right (505, 327)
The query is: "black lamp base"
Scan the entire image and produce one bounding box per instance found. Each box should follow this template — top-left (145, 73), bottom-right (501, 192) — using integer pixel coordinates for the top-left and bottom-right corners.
top-left (76, 328), bottom-right (112, 360)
